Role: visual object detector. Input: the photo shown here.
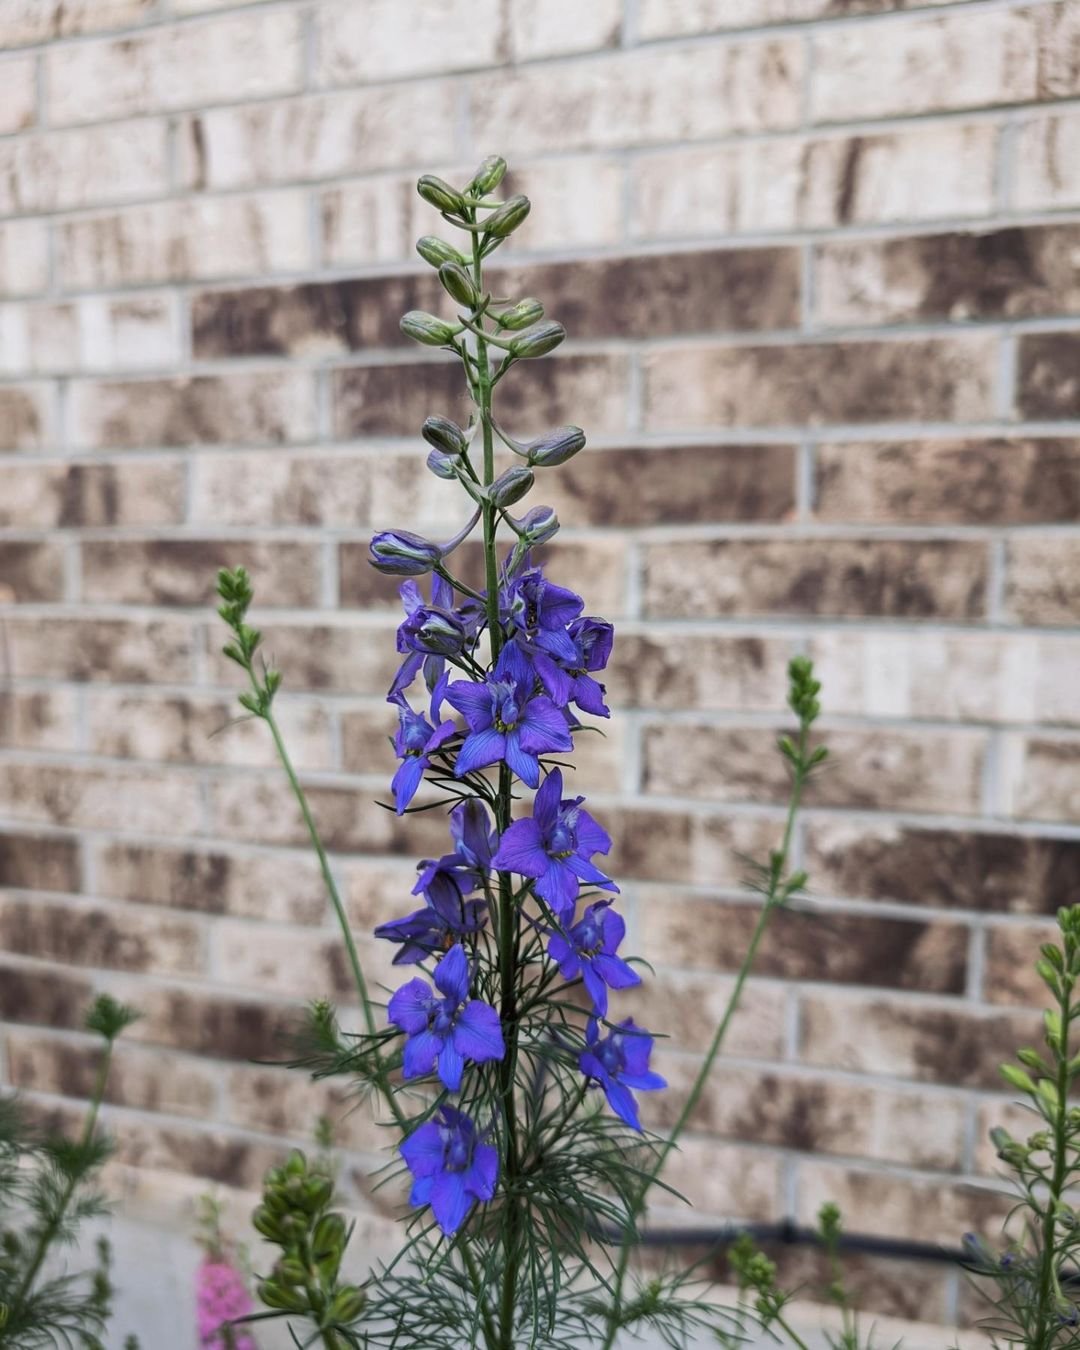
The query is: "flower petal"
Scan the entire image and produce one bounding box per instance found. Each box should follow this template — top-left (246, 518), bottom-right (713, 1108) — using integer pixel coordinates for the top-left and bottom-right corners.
top-left (573, 809), bottom-right (612, 857)
top-left (437, 1039), bottom-right (464, 1092)
top-left (387, 978), bottom-right (432, 1034)
top-left (503, 731), bottom-right (540, 788)
top-left (468, 1142), bottom-right (499, 1201)
top-left (603, 1080), bottom-right (642, 1131)
top-left (431, 1170), bottom-right (470, 1236)
top-left (581, 961), bottom-right (609, 1018)
top-left (535, 859), bottom-right (578, 918)
top-left (391, 756), bottom-right (425, 815)
top-left (400, 1121), bottom-right (444, 1178)
top-left (455, 727), bottom-right (506, 778)
top-left (593, 953), bottom-right (641, 992)
top-left (518, 697), bottom-right (573, 754)
top-left (402, 1028), bottom-right (442, 1081)
top-left (433, 943), bottom-right (470, 1004)
top-left (444, 680), bottom-right (493, 730)
top-left (453, 1001), bottom-right (505, 1064)
top-left (533, 769), bottom-right (563, 833)
top-left (491, 818), bottom-right (548, 877)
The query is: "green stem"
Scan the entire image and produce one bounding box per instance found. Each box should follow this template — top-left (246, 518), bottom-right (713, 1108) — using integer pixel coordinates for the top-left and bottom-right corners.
top-left (600, 723), bottom-right (812, 1350)
top-left (774, 1313), bottom-right (814, 1350)
top-left (11, 1039), bottom-right (114, 1315)
top-left (462, 1245), bottom-right (499, 1350)
top-left (1033, 978), bottom-right (1072, 1348)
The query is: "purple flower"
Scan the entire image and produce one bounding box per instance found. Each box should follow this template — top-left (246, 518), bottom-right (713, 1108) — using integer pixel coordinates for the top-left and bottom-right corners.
top-left (548, 901), bottom-right (640, 1017)
top-left (195, 1259), bottom-right (257, 1350)
top-left (533, 616), bottom-right (613, 720)
top-left (504, 566), bottom-right (583, 663)
top-left (579, 1018), bottom-right (665, 1132)
top-left (445, 641), bottom-right (571, 788)
top-left (390, 680), bottom-right (457, 814)
top-left (369, 528), bottom-right (442, 576)
top-left (389, 576), bottom-right (483, 699)
top-left (491, 768), bottom-right (617, 918)
top-left (388, 943), bottom-right (504, 1091)
top-left (401, 1105), bottom-right (498, 1237)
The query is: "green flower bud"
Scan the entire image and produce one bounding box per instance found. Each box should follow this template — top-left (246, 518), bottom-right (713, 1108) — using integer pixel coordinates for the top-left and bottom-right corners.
top-left (259, 1279), bottom-right (309, 1313)
top-left (508, 505), bottom-right (559, 547)
top-left (422, 415), bottom-right (468, 457)
top-left (328, 1285), bottom-right (366, 1324)
top-left (488, 465), bottom-right (533, 508)
top-left (252, 1205), bottom-right (284, 1241)
top-left (416, 175), bottom-right (465, 216)
top-left (527, 425), bottom-right (585, 467)
top-left (483, 194), bottom-right (530, 239)
top-left (509, 321), bottom-right (565, 359)
top-left (400, 311), bottom-right (458, 347)
top-left (302, 1175), bottom-right (334, 1212)
top-left (499, 297), bottom-right (544, 331)
top-left (313, 1213), bottom-right (348, 1260)
top-left (438, 261), bottom-right (478, 308)
top-left (469, 155), bottom-right (507, 196)
top-left (416, 235), bottom-right (468, 269)
top-left (285, 1150), bottom-right (307, 1177)
top-left (275, 1256), bottom-right (309, 1287)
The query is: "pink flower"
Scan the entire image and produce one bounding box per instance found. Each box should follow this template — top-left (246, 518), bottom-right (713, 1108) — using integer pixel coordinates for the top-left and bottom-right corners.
top-left (195, 1259), bottom-right (257, 1350)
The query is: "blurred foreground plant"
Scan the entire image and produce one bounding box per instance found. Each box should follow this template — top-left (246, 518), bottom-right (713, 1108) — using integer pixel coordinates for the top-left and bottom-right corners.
top-left (0, 994), bottom-right (139, 1349)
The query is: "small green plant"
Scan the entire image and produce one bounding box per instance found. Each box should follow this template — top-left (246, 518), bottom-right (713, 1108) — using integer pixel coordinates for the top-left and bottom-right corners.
top-left (0, 994), bottom-right (139, 1348)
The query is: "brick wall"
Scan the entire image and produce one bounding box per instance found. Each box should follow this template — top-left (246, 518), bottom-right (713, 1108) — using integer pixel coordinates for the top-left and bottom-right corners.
top-left (2, 0), bottom-right (1080, 1327)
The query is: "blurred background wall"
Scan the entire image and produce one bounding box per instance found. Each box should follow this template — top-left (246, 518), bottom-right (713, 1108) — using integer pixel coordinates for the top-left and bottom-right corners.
top-left (2, 0), bottom-right (1080, 1332)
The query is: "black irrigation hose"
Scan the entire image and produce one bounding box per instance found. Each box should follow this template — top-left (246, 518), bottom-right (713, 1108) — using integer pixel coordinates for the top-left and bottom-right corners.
top-left (636, 1218), bottom-right (969, 1266)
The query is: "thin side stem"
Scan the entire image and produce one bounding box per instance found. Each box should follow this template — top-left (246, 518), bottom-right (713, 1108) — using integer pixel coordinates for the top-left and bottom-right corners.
top-left (1032, 978), bottom-right (1072, 1348)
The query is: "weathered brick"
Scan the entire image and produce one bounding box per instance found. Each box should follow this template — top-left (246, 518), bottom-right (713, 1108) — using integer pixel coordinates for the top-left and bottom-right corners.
top-left (642, 538), bottom-right (988, 620)
top-left (177, 85), bottom-right (457, 191)
top-left (1014, 108), bottom-right (1080, 209)
top-left (315, 0), bottom-right (502, 83)
top-left (0, 690), bottom-right (78, 752)
top-left (57, 193), bottom-right (311, 291)
top-left (3, 615), bottom-right (196, 683)
top-left (129, 985), bottom-right (300, 1061)
top-left (815, 439), bottom-right (1080, 524)
top-left (190, 452), bottom-right (369, 528)
top-left (0, 0), bottom-right (153, 44)
top-left (1001, 736), bottom-right (1080, 824)
top-left (509, 0), bottom-right (621, 57)
top-left (333, 354), bottom-right (630, 438)
top-left (798, 989), bottom-right (1038, 1088)
top-left (321, 157), bottom-right (625, 266)
top-left (608, 631), bottom-right (791, 712)
top-left (0, 960), bottom-right (92, 1030)
top-left (6, 1033), bottom-right (217, 1118)
top-left (205, 618), bottom-right (399, 695)
top-left (81, 538), bottom-right (321, 608)
top-left (0, 542), bottom-right (63, 602)
top-left (805, 821), bottom-right (1080, 915)
top-left (1005, 536), bottom-right (1080, 624)
top-left (796, 1159), bottom-right (1010, 1245)
top-left (103, 1112), bottom-right (284, 1190)
top-left (0, 296), bottom-right (178, 375)
top-left (0, 54), bottom-right (35, 134)
top-left (633, 124), bottom-right (997, 237)
top-left (648, 335), bottom-right (995, 431)
top-left (629, 969), bottom-right (785, 1059)
top-left (0, 383), bottom-right (54, 450)
top-left (0, 762), bottom-right (202, 835)
top-left (649, 1057), bottom-right (965, 1170)
top-left (612, 811), bottom-right (777, 886)
top-left (471, 41), bottom-right (803, 154)
top-left (661, 1137), bottom-right (780, 1222)
top-left (816, 225), bottom-right (1080, 327)
top-left (0, 830), bottom-right (79, 892)
top-left (96, 841), bottom-right (326, 926)
top-left (68, 371), bottom-right (318, 449)
top-left (225, 1064), bottom-right (383, 1150)
top-left (47, 10), bottom-right (302, 125)
top-left (212, 919), bottom-right (356, 1000)
top-left (982, 921), bottom-right (1055, 1007)
top-left (0, 895), bottom-right (202, 975)
top-left (643, 896), bottom-right (968, 992)
top-left (643, 723), bottom-right (985, 814)
top-left (193, 247), bottom-right (799, 359)
top-left (0, 220), bottom-right (48, 297)
top-left (637, 0), bottom-right (959, 37)
top-left (0, 460), bottom-right (185, 529)
top-left (0, 121), bottom-right (168, 215)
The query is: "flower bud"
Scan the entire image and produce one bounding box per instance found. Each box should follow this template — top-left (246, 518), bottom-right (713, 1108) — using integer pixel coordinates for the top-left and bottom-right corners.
top-left (427, 448), bottom-right (460, 480)
top-left (421, 414), bottom-right (468, 457)
top-left (252, 1205), bottom-right (284, 1242)
top-left (313, 1213), bottom-right (348, 1261)
top-left (499, 297), bottom-right (544, 331)
top-left (329, 1286), bottom-right (366, 1323)
top-left (417, 610), bottom-right (469, 655)
top-left (469, 155), bottom-right (507, 196)
top-left (416, 235), bottom-right (468, 269)
top-left (488, 465), bottom-right (534, 508)
top-left (369, 529), bottom-right (442, 576)
top-left (275, 1257), bottom-right (309, 1287)
top-left (483, 194), bottom-right (530, 238)
top-left (259, 1279), bottom-right (308, 1314)
top-left (400, 311), bottom-right (458, 347)
top-left (509, 321), bottom-right (565, 359)
top-left (438, 261), bottom-right (478, 308)
top-left (527, 425), bottom-right (585, 467)
top-left (416, 174), bottom-right (465, 216)
top-left (509, 504), bottom-right (559, 546)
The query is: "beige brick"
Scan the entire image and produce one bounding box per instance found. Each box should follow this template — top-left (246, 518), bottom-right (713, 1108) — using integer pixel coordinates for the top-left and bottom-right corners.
top-left (1000, 736), bottom-right (1080, 825)
top-left (643, 723), bottom-right (985, 814)
top-left (0, 121), bottom-right (167, 215)
top-left (211, 918), bottom-right (355, 1000)
top-left (471, 41), bottom-right (802, 155)
top-left (633, 123), bottom-right (997, 237)
top-left (69, 371), bottom-right (318, 449)
top-left (609, 631), bottom-right (791, 712)
top-left (643, 538), bottom-right (988, 620)
top-left (638, 0), bottom-right (959, 37)
top-left (204, 618), bottom-right (400, 696)
top-left (0, 762), bottom-right (202, 834)
top-left (630, 968), bottom-right (785, 1059)
top-left (3, 614), bottom-right (197, 683)
top-left (172, 0), bottom-right (269, 10)
top-left (508, 0), bottom-right (621, 58)
top-left (225, 1064), bottom-right (382, 1151)
top-left (0, 382), bottom-right (55, 449)
top-left (0, 541), bottom-right (64, 601)
top-left (178, 85), bottom-right (457, 191)
top-left (0, 219), bottom-right (48, 298)
top-left (126, 983), bottom-right (299, 1061)
top-left (97, 840), bottom-right (327, 926)
top-left (982, 920), bottom-right (1056, 1006)
top-left (0, 830), bottom-right (80, 892)
top-left (0, 0), bottom-right (153, 44)
top-left (1014, 107), bottom-right (1080, 208)
top-left (0, 296), bottom-right (177, 375)
top-left (191, 451), bottom-right (371, 528)
top-left (0, 689), bottom-right (78, 751)
top-left (644, 334), bottom-right (996, 429)
top-left (80, 537), bottom-right (322, 607)
top-left (0, 959), bottom-right (92, 1030)
top-left (315, 0), bottom-right (501, 83)
top-left (661, 1137), bottom-right (780, 1222)
top-left (87, 691), bottom-right (335, 772)
top-left (1005, 536), bottom-right (1080, 625)
top-left (811, 8), bottom-right (1035, 122)
top-left (0, 460), bottom-right (184, 529)
top-left (0, 894), bottom-right (202, 975)
top-left (48, 10), bottom-right (302, 125)
top-left (57, 192), bottom-right (311, 291)
top-left (0, 54), bottom-right (35, 134)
